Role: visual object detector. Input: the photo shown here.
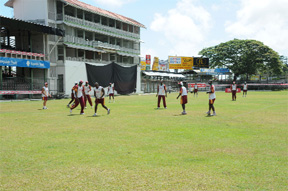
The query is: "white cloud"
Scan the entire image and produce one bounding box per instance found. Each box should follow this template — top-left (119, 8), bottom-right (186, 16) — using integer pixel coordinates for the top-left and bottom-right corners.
top-left (93, 0), bottom-right (135, 8)
top-left (149, 0), bottom-right (212, 57)
top-left (225, 0), bottom-right (288, 55)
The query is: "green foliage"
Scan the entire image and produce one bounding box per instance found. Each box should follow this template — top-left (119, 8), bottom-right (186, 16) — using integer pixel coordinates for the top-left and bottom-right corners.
top-left (1, 92), bottom-right (288, 190)
top-left (199, 39), bottom-right (283, 79)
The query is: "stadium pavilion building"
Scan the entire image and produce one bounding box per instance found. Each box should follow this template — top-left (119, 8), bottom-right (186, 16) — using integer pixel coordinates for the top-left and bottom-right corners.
top-left (4, 0), bottom-right (145, 95)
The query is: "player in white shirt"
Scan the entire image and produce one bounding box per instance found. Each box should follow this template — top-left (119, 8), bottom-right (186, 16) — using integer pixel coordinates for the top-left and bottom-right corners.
top-left (67, 81), bottom-right (77, 108)
top-left (206, 80), bottom-right (216, 116)
top-left (84, 81), bottom-right (93, 108)
top-left (156, 80), bottom-right (167, 109)
top-left (176, 82), bottom-right (188, 115)
top-left (70, 80), bottom-right (85, 115)
top-left (41, 82), bottom-right (51, 109)
top-left (108, 83), bottom-right (115, 103)
top-left (243, 82), bottom-right (248, 97)
top-left (193, 83), bottom-right (198, 97)
top-left (231, 81), bottom-right (237, 101)
top-left (93, 82), bottom-right (110, 116)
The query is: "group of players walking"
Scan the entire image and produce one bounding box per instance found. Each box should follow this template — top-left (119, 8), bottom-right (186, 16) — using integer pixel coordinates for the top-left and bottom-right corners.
top-left (42, 80), bottom-right (248, 116)
top-left (155, 80), bottom-right (248, 116)
top-left (156, 80), bottom-right (216, 116)
top-left (66, 81), bottom-right (114, 116)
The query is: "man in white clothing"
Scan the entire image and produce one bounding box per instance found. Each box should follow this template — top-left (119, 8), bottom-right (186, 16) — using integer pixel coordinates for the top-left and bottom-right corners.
top-left (42, 82), bottom-right (51, 109)
top-left (206, 80), bottom-right (216, 116)
top-left (93, 82), bottom-right (110, 116)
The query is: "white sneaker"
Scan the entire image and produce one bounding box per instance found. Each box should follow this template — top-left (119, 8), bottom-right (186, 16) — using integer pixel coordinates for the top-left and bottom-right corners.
top-left (206, 111), bottom-right (210, 115)
top-left (93, 113), bottom-right (97, 116)
top-left (80, 113), bottom-right (85, 115)
top-left (182, 111), bottom-right (187, 115)
top-left (70, 109), bottom-right (72, 114)
top-left (213, 112), bottom-right (216, 116)
top-left (107, 108), bottom-right (110, 115)
top-left (165, 107), bottom-right (167, 109)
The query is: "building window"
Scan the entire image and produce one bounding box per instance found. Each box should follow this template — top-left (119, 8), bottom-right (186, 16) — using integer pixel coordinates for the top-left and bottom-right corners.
top-left (77, 9), bottom-right (83, 19)
top-left (57, 45), bottom-right (64, 60)
top-left (49, 66), bottom-right (56, 77)
top-left (64, 5), bottom-right (74, 17)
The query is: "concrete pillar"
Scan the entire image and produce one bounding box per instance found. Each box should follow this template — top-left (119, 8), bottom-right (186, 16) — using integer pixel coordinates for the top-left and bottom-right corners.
top-left (136, 65), bottom-right (142, 94)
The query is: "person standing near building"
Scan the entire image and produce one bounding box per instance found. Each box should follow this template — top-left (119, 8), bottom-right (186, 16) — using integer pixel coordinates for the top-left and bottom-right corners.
top-left (206, 80), bottom-right (216, 116)
top-left (243, 82), bottom-right (248, 97)
top-left (84, 81), bottom-right (93, 108)
top-left (176, 82), bottom-right (188, 115)
top-left (67, 81), bottom-right (77, 108)
top-left (42, 82), bottom-right (51, 109)
top-left (193, 83), bottom-right (198, 97)
top-left (156, 80), bottom-right (167, 109)
top-left (93, 82), bottom-right (110, 116)
top-left (70, 80), bottom-right (85, 115)
top-left (231, 81), bottom-right (237, 101)
top-left (107, 83), bottom-right (115, 103)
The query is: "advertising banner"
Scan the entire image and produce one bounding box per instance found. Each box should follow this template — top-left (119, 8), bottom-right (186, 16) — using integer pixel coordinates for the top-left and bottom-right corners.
top-left (188, 83), bottom-right (206, 88)
top-left (193, 57), bottom-right (209, 68)
top-left (158, 60), bottom-right (169, 71)
top-left (146, 55), bottom-right (151, 65)
top-left (169, 56), bottom-right (193, 69)
top-left (140, 61), bottom-right (146, 71)
top-left (199, 68), bottom-right (230, 75)
top-left (0, 90), bottom-right (42, 95)
top-left (225, 88), bottom-right (241, 93)
top-left (152, 57), bottom-right (159, 71)
top-left (0, 57), bottom-right (50, 69)
top-left (146, 55), bottom-right (151, 70)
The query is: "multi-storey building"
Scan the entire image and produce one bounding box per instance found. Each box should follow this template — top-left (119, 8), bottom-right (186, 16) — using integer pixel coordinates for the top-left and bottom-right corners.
top-left (5, 0), bottom-right (145, 95)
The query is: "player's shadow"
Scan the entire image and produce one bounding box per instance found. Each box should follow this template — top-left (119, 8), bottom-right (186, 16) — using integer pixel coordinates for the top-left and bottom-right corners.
top-left (205, 115), bottom-right (214, 117)
top-left (67, 114), bottom-right (79, 116)
top-left (154, 108), bottom-right (165, 110)
top-left (87, 115), bottom-right (100, 117)
top-left (173, 114), bottom-right (186, 117)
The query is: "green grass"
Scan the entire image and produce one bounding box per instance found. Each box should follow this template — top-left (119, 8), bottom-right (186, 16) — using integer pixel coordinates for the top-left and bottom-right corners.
top-left (0, 91), bottom-right (287, 190)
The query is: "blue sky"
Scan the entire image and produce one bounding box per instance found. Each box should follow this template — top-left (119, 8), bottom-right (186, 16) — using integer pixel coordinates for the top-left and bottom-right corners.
top-left (1, 0), bottom-right (287, 61)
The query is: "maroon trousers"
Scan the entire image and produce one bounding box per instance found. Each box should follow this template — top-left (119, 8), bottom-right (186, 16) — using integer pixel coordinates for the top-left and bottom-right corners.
top-left (84, 94), bottom-right (93, 107)
top-left (71, 96), bottom-right (85, 113)
top-left (157, 95), bottom-right (167, 108)
top-left (232, 90), bottom-right (237, 100)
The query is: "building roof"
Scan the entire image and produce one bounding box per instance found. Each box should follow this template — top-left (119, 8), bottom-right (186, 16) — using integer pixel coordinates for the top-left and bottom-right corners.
top-left (61, 0), bottom-right (145, 28)
top-left (0, 15), bottom-right (65, 36)
top-left (5, 0), bottom-right (146, 28)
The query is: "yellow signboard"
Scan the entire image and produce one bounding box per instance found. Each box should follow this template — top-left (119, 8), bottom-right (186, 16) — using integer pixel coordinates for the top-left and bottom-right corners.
top-left (152, 57), bottom-right (159, 71)
top-left (169, 56), bottom-right (193, 69)
top-left (141, 61), bottom-right (146, 71)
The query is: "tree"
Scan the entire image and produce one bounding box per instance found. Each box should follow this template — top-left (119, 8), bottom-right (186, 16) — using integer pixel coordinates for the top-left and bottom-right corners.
top-left (199, 39), bottom-right (283, 81)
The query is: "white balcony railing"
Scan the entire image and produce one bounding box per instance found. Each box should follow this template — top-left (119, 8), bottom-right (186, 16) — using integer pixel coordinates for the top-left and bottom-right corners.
top-left (63, 35), bottom-right (140, 55)
top-left (63, 15), bottom-right (140, 41)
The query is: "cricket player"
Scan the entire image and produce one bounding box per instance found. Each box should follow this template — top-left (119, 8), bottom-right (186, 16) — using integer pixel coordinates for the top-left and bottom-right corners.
top-left (193, 83), bottom-right (198, 97)
top-left (243, 82), bottom-right (248, 97)
top-left (206, 80), bottom-right (216, 116)
top-left (108, 83), bottom-right (115, 103)
top-left (42, 82), bottom-right (51, 109)
top-left (84, 81), bottom-right (93, 108)
top-left (176, 82), bottom-right (188, 115)
top-left (70, 80), bottom-right (85, 115)
top-left (93, 82), bottom-right (110, 116)
top-left (156, 80), bottom-right (167, 109)
top-left (231, 81), bottom-right (237, 101)
top-left (67, 81), bottom-right (77, 108)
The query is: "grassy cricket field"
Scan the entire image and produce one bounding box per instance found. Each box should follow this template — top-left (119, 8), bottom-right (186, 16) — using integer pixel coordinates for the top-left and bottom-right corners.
top-left (0, 91), bottom-right (287, 190)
